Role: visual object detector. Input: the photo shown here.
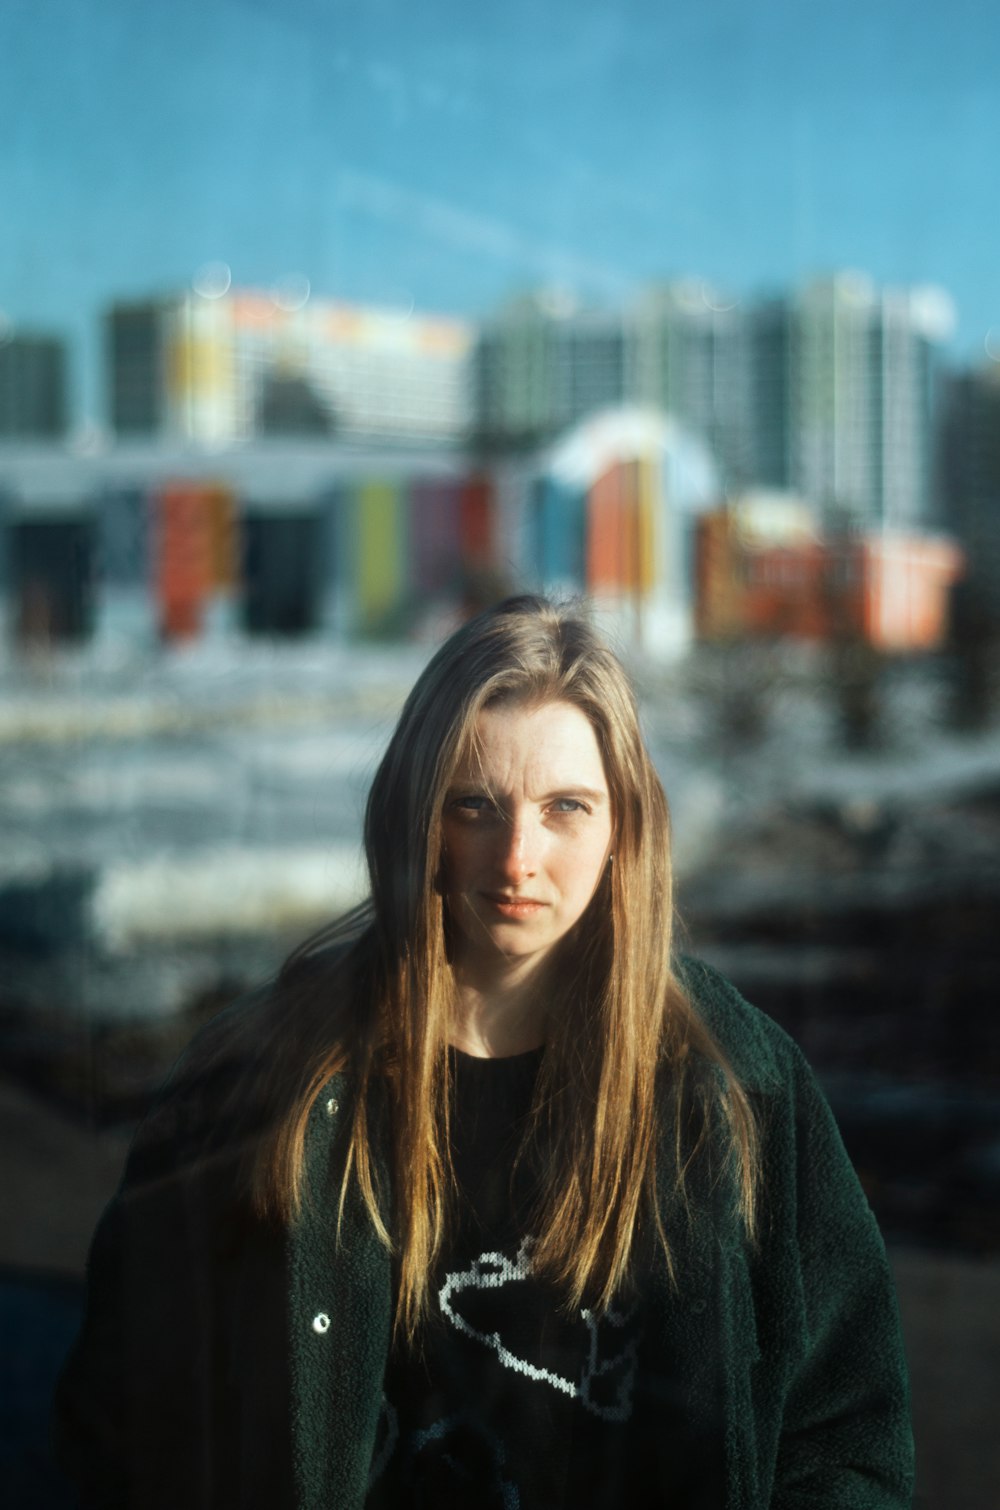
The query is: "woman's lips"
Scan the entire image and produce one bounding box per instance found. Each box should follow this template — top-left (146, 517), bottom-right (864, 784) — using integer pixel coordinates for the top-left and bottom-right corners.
top-left (482, 893), bottom-right (547, 917)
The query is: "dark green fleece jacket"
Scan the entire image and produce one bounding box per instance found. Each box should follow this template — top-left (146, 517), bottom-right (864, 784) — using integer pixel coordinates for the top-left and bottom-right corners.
top-left (55, 958), bottom-right (914, 1508)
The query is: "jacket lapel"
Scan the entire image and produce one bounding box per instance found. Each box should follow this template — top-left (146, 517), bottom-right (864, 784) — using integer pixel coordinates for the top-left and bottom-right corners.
top-left (289, 1074), bottom-right (394, 1510)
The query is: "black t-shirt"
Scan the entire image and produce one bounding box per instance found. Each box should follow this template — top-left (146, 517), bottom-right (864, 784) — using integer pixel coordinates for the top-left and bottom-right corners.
top-left (365, 1048), bottom-right (724, 1509)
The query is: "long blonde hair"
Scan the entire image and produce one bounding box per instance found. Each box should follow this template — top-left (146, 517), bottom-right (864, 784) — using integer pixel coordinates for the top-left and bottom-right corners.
top-left (249, 596), bottom-right (757, 1340)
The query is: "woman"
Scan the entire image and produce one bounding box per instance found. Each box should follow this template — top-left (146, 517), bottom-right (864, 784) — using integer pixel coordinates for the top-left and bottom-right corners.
top-left (55, 595), bottom-right (914, 1509)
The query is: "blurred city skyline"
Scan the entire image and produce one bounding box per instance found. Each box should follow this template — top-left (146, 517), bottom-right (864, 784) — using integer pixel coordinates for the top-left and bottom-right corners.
top-left (3, 0), bottom-right (1000, 427)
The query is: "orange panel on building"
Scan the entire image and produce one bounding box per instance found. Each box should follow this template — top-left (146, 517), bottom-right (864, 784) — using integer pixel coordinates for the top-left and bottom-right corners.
top-left (232, 294), bottom-right (280, 328)
top-left (587, 460), bottom-right (643, 591)
top-left (155, 484), bottom-right (214, 639)
top-left (695, 512), bottom-right (743, 638)
top-left (696, 509), bottom-right (963, 652)
top-left (742, 542), bottom-right (848, 641)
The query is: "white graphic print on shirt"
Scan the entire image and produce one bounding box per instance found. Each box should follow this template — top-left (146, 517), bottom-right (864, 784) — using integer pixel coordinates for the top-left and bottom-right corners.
top-left (437, 1237), bottom-right (639, 1422)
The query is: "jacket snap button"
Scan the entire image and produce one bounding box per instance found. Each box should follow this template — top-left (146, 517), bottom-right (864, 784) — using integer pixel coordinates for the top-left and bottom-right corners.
top-left (325, 1097), bottom-right (339, 1117)
top-left (691, 1298), bottom-right (707, 1315)
top-left (312, 1312), bottom-right (331, 1334)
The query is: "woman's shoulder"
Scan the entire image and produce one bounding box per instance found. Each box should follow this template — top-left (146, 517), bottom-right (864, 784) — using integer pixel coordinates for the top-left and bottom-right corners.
top-left (133, 946), bottom-right (360, 1180)
top-left (675, 953), bottom-right (806, 1095)
top-left (123, 985), bottom-right (283, 1184)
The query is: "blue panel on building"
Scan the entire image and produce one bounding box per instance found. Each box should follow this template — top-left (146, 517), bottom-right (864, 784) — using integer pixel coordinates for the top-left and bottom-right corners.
top-left (533, 475), bottom-right (586, 590)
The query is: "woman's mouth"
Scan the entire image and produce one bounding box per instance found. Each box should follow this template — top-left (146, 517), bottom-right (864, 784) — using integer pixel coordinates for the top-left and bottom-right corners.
top-left (482, 893), bottom-right (547, 918)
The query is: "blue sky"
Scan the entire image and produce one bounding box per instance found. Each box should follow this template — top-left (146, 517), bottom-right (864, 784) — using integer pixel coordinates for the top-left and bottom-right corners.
top-left (3, 0), bottom-right (999, 424)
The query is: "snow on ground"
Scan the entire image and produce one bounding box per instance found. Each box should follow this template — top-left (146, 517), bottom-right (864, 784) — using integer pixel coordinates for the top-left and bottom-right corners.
top-left (90, 842), bottom-right (369, 948)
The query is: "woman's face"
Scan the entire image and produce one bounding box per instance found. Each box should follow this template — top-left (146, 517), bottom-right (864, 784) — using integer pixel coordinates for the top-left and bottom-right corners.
top-left (440, 698), bottom-right (614, 984)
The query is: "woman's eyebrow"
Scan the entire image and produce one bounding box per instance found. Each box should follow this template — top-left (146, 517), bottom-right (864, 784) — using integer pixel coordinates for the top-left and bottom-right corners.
top-left (541, 787), bottom-right (608, 803)
top-left (444, 783), bottom-right (608, 803)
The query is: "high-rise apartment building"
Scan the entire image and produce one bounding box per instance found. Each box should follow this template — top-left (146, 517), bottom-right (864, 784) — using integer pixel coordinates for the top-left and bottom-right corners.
top-left (0, 332), bottom-right (69, 438)
top-left (939, 363), bottom-right (1000, 617)
top-left (475, 282), bottom-right (746, 476)
top-left (106, 290), bottom-right (474, 446)
top-left (475, 292), bottom-right (626, 447)
top-left (791, 274), bottom-right (949, 527)
top-left (625, 281), bottom-right (751, 487)
top-left (744, 298), bottom-right (793, 491)
top-left (477, 275), bottom-right (951, 528)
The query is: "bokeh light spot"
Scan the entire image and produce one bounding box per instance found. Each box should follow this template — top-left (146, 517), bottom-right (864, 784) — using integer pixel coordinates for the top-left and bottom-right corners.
top-left (272, 274), bottom-right (311, 312)
top-left (193, 261), bottom-right (232, 299)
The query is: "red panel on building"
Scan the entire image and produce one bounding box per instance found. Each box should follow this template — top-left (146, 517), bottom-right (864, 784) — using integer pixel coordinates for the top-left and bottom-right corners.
top-left (459, 475), bottom-right (495, 568)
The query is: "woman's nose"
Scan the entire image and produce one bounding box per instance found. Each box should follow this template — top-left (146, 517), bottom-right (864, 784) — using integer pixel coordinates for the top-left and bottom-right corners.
top-left (496, 817), bottom-right (538, 881)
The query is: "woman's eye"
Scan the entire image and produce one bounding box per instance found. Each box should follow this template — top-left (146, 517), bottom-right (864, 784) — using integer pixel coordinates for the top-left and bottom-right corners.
top-left (453, 795), bottom-right (491, 813)
top-left (551, 798), bottom-right (585, 814)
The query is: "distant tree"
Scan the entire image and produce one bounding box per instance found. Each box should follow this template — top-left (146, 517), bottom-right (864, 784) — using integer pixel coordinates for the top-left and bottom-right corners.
top-left (712, 636), bottom-right (773, 747)
top-left (948, 580), bottom-right (996, 732)
top-left (830, 633), bottom-right (883, 751)
top-left (821, 518), bottom-right (883, 752)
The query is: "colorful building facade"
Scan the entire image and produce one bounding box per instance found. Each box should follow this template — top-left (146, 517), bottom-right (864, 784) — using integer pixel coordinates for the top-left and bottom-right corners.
top-left (0, 443), bottom-right (495, 648)
top-left (696, 495), bottom-right (963, 652)
top-left (529, 407), bottom-right (721, 655)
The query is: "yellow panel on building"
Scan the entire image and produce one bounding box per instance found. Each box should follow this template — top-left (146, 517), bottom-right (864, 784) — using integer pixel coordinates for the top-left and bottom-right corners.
top-left (356, 479), bottom-right (405, 632)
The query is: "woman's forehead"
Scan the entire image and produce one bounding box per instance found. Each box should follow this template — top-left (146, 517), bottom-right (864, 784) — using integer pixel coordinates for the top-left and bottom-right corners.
top-left (451, 699), bottom-right (608, 790)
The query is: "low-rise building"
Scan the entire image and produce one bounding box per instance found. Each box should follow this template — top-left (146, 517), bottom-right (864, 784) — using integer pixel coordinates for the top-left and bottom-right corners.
top-left (106, 290), bottom-right (474, 448)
